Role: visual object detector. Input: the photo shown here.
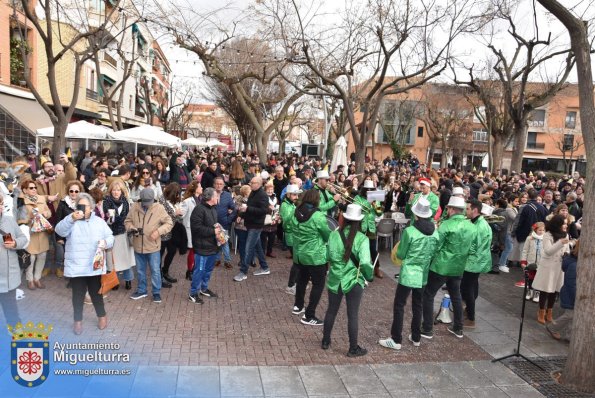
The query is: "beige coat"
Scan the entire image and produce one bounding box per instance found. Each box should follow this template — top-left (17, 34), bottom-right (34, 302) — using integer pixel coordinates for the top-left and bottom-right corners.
top-left (532, 232), bottom-right (568, 293)
top-left (124, 202), bottom-right (173, 254)
top-left (18, 195), bottom-right (51, 255)
top-left (34, 161), bottom-right (77, 208)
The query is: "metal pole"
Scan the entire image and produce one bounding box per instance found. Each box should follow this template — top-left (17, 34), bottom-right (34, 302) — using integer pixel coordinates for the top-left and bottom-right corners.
top-left (321, 96), bottom-right (329, 161)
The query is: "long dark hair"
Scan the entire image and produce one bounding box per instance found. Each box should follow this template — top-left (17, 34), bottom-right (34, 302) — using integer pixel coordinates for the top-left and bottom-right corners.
top-left (546, 214), bottom-right (567, 242)
top-left (341, 219), bottom-right (362, 263)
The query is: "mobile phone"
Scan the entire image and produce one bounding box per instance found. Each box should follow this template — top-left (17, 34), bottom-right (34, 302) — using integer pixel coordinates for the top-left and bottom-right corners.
top-left (76, 204), bottom-right (86, 213)
top-left (3, 233), bottom-right (14, 244)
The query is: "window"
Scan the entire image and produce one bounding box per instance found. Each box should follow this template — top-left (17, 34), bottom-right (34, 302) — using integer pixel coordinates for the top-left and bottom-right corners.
top-left (473, 106), bottom-right (485, 123)
top-left (563, 134), bottom-right (574, 151)
top-left (473, 130), bottom-right (488, 142)
top-left (528, 109), bottom-right (546, 127)
top-left (565, 111), bottom-right (577, 129)
top-left (86, 68), bottom-right (96, 92)
top-left (417, 126), bottom-right (424, 137)
top-left (129, 95), bottom-right (133, 110)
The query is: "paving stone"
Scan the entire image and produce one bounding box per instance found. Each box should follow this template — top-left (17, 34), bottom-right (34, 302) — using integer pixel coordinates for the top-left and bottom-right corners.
top-left (259, 366), bottom-right (306, 397)
top-left (176, 366), bottom-right (219, 398)
top-left (129, 366), bottom-right (178, 398)
top-left (465, 386), bottom-right (510, 398)
top-left (500, 384), bottom-right (545, 397)
top-left (298, 365), bottom-right (349, 396)
top-left (479, 343), bottom-right (538, 358)
top-left (439, 362), bottom-right (494, 388)
top-left (220, 366), bottom-right (263, 397)
top-left (335, 364), bottom-right (389, 396)
top-left (371, 363), bottom-right (425, 392)
top-left (470, 361), bottom-right (528, 387)
top-left (465, 331), bottom-right (516, 346)
top-left (389, 390), bottom-right (429, 398)
top-left (426, 388), bottom-right (471, 397)
top-left (407, 363), bottom-right (460, 390)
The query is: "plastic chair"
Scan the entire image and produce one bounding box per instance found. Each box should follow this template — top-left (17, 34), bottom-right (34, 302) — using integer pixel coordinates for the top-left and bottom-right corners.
top-left (376, 218), bottom-right (396, 250)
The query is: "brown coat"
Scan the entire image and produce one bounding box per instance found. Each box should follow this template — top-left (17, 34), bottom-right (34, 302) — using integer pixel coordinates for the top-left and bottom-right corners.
top-left (34, 161), bottom-right (78, 208)
top-left (124, 202), bottom-right (173, 254)
top-left (18, 195), bottom-right (51, 255)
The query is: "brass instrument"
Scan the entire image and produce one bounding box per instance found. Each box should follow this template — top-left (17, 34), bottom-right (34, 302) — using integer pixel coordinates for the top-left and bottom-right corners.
top-left (328, 182), bottom-right (356, 204)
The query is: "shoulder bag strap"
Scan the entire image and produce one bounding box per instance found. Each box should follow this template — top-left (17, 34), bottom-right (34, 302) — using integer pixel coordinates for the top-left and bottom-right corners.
top-left (339, 229), bottom-right (360, 269)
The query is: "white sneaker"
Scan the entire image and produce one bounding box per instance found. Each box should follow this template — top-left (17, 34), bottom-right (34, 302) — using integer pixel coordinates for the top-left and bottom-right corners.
top-left (233, 272), bottom-right (247, 282)
top-left (285, 285), bottom-right (296, 295)
top-left (408, 335), bottom-right (420, 347)
top-left (499, 265), bottom-right (510, 273)
top-left (378, 338), bottom-right (401, 350)
top-left (532, 291), bottom-right (540, 303)
top-left (292, 306), bottom-right (305, 315)
top-left (525, 289), bottom-right (534, 301)
top-left (253, 268), bottom-right (271, 276)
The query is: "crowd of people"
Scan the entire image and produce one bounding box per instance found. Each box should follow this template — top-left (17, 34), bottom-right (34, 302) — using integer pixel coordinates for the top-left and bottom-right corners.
top-left (0, 146), bottom-right (583, 353)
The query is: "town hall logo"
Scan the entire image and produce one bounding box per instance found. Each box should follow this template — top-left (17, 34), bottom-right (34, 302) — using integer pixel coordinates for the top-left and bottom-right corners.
top-left (8, 322), bottom-right (53, 387)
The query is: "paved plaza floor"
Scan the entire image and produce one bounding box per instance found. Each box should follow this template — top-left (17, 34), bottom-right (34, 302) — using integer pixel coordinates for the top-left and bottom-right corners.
top-left (0, 246), bottom-right (570, 397)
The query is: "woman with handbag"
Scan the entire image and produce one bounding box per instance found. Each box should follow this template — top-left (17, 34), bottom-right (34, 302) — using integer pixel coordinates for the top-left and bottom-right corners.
top-left (0, 195), bottom-right (29, 326)
top-left (103, 180), bottom-right (135, 290)
top-left (55, 193), bottom-right (114, 335)
top-left (17, 179), bottom-right (52, 290)
top-left (180, 181), bottom-right (203, 280)
top-left (158, 183), bottom-right (184, 286)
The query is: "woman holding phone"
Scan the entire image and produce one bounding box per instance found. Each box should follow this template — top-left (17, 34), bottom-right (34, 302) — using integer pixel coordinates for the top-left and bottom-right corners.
top-left (54, 181), bottom-right (84, 278)
top-left (130, 166), bottom-right (162, 202)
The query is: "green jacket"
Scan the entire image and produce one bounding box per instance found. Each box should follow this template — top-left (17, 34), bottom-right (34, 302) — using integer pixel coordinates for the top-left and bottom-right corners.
top-left (315, 185), bottom-right (336, 216)
top-left (292, 204), bottom-right (332, 266)
top-left (397, 221), bottom-right (440, 288)
top-left (430, 214), bottom-right (475, 276)
top-left (353, 195), bottom-right (381, 235)
top-left (279, 198), bottom-right (297, 247)
top-left (405, 192), bottom-right (440, 219)
top-left (464, 216), bottom-right (493, 273)
top-left (326, 226), bottom-right (374, 293)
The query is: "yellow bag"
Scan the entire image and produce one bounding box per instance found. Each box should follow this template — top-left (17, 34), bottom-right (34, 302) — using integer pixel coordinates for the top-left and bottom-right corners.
top-left (391, 242), bottom-right (402, 266)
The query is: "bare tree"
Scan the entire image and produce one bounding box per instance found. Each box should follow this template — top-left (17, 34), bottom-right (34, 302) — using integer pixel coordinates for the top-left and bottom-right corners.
top-left (555, 134), bottom-right (584, 175)
top-left (159, 78), bottom-right (195, 134)
top-left (535, 0), bottom-right (594, 393)
top-left (269, 102), bottom-right (309, 153)
top-left (378, 98), bottom-right (423, 162)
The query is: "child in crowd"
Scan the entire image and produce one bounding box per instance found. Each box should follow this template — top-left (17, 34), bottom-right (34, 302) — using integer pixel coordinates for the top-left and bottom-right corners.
top-left (520, 222), bottom-right (545, 302)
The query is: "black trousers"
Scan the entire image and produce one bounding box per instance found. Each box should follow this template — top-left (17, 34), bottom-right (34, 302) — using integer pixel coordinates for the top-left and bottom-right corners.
top-left (260, 230), bottom-right (275, 254)
top-left (71, 276), bottom-right (106, 322)
top-left (0, 290), bottom-right (20, 326)
top-left (323, 284), bottom-right (363, 350)
top-left (391, 283), bottom-right (424, 343)
top-left (160, 239), bottom-right (177, 274)
top-left (460, 271), bottom-right (480, 321)
top-left (286, 246), bottom-right (299, 287)
top-left (294, 264), bottom-right (327, 319)
top-left (422, 271), bottom-right (463, 331)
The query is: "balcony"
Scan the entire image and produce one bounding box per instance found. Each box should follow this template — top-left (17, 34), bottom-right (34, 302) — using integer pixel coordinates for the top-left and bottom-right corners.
top-left (525, 142), bottom-right (545, 152)
top-left (86, 89), bottom-right (98, 101)
top-left (103, 53), bottom-right (117, 68)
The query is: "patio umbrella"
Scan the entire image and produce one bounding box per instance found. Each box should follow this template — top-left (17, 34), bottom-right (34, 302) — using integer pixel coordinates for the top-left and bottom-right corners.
top-left (330, 135), bottom-right (348, 174)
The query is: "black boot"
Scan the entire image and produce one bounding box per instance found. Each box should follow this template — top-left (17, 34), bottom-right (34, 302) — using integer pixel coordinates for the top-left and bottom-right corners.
top-left (186, 269), bottom-right (193, 281)
top-left (125, 281), bottom-right (132, 290)
top-left (162, 280), bottom-right (172, 288)
top-left (112, 284), bottom-right (119, 291)
top-left (162, 271), bottom-right (178, 283)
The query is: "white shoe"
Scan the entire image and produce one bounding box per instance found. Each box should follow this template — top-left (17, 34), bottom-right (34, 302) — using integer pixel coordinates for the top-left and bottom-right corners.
top-left (378, 338), bottom-right (401, 350)
top-left (408, 335), bottom-right (420, 347)
top-left (253, 268), bottom-right (271, 276)
top-left (532, 291), bottom-right (540, 303)
top-left (285, 285), bottom-right (296, 295)
top-left (292, 306), bottom-right (305, 315)
top-left (499, 265), bottom-right (510, 273)
top-left (525, 289), bottom-right (534, 301)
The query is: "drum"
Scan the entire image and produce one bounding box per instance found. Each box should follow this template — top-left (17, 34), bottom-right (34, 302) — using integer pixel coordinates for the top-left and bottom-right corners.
top-left (326, 215), bottom-right (339, 231)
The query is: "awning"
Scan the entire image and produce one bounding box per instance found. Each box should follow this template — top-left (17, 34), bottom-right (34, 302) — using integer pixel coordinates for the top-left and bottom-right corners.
top-left (108, 126), bottom-right (181, 147)
top-left (0, 91), bottom-right (53, 135)
top-left (102, 74), bottom-right (116, 86)
top-left (36, 120), bottom-right (112, 139)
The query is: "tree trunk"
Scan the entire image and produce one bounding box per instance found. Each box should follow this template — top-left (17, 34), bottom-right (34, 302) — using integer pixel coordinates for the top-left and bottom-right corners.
top-left (279, 138), bottom-right (286, 154)
top-left (440, 138), bottom-right (448, 168)
top-left (510, 122), bottom-right (528, 173)
top-left (428, 140), bottom-right (436, 166)
top-left (491, 134), bottom-right (505, 172)
top-left (355, 137), bottom-right (366, 174)
top-left (52, 120), bottom-right (69, 163)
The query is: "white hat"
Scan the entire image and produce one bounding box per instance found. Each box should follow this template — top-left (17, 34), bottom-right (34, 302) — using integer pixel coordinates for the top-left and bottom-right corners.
top-left (412, 197), bottom-right (432, 219)
top-left (286, 184), bottom-right (302, 195)
top-left (481, 203), bottom-right (494, 216)
top-left (260, 171), bottom-right (270, 180)
top-left (316, 170), bottom-right (330, 180)
top-left (363, 180), bottom-right (375, 189)
top-left (447, 196), bottom-right (467, 209)
top-left (452, 187), bottom-right (465, 196)
top-left (343, 204), bottom-right (364, 221)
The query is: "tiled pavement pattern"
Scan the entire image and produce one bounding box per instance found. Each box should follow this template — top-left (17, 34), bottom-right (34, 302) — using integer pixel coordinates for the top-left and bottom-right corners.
top-left (0, 246), bottom-right (568, 396)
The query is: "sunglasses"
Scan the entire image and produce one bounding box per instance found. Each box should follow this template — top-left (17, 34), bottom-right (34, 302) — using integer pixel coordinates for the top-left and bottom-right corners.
top-left (69, 190), bottom-right (80, 193)
top-left (28, 186), bottom-right (37, 190)
top-left (142, 171), bottom-right (151, 175)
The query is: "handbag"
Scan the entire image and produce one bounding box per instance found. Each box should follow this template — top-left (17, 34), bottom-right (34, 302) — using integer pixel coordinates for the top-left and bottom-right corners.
top-left (99, 252), bottom-right (119, 295)
top-left (17, 249), bottom-right (31, 270)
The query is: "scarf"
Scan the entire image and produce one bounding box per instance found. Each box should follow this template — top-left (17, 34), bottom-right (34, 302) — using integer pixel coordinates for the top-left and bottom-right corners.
top-left (25, 194), bottom-right (38, 204)
top-left (38, 175), bottom-right (56, 184)
top-left (64, 196), bottom-right (77, 210)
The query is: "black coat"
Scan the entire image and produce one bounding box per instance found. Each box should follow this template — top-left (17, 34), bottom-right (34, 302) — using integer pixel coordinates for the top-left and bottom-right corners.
top-left (201, 168), bottom-right (219, 189)
top-left (243, 188), bottom-right (269, 229)
top-left (190, 201), bottom-right (220, 256)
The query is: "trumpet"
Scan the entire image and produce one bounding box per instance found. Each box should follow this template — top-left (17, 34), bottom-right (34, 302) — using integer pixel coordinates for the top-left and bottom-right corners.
top-left (329, 183), bottom-right (356, 203)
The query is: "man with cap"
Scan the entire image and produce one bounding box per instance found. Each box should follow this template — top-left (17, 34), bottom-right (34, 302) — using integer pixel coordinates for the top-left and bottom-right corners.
top-left (378, 197), bottom-right (440, 350)
top-left (405, 177), bottom-right (440, 219)
top-left (242, 162), bottom-right (257, 185)
top-left (420, 195), bottom-right (476, 339)
top-left (314, 170), bottom-right (341, 217)
top-left (280, 184), bottom-right (302, 294)
top-left (125, 188), bottom-right (173, 303)
top-left (460, 200), bottom-right (493, 329)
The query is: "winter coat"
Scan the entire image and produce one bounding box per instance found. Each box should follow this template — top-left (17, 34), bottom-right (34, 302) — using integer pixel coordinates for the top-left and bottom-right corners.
top-left (560, 254), bottom-right (577, 309)
top-left (33, 161), bottom-right (77, 209)
top-left (180, 196), bottom-right (200, 248)
top-left (243, 188), bottom-right (269, 229)
top-left (55, 197), bottom-right (77, 240)
top-left (124, 202), bottom-right (173, 254)
top-left (17, 195), bottom-right (51, 255)
top-left (353, 195), bottom-right (381, 235)
top-left (429, 214), bottom-right (475, 277)
top-left (279, 198), bottom-right (296, 247)
top-left (405, 192), bottom-right (440, 219)
top-left (190, 200), bottom-right (220, 256)
top-left (465, 216), bottom-right (493, 274)
top-left (158, 196), bottom-right (182, 241)
top-left (55, 214), bottom-right (114, 278)
top-left (293, 203), bottom-right (332, 266)
top-left (102, 195), bottom-right (129, 236)
top-left (384, 189), bottom-right (406, 212)
top-left (216, 190), bottom-right (236, 230)
top-left (200, 168), bottom-right (219, 189)
top-left (326, 226), bottom-right (374, 294)
top-left (504, 206), bottom-right (518, 234)
top-left (315, 185), bottom-right (336, 216)
top-left (521, 232), bottom-right (543, 267)
top-left (515, 200), bottom-right (547, 242)
top-left (130, 183), bottom-right (162, 203)
top-left (0, 214), bottom-right (29, 293)
top-left (532, 232), bottom-right (568, 293)
top-left (396, 219), bottom-right (440, 288)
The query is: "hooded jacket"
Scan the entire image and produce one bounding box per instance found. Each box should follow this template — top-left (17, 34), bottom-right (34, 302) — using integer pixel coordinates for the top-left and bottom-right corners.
top-left (190, 200), bottom-right (220, 256)
top-left (124, 202), bottom-right (173, 254)
top-left (292, 203), bottom-right (331, 266)
top-left (396, 219), bottom-right (440, 288)
top-left (0, 214), bottom-right (29, 293)
top-left (279, 197), bottom-right (297, 247)
top-left (243, 187), bottom-right (269, 229)
top-left (430, 213), bottom-right (475, 277)
top-left (464, 216), bottom-right (493, 274)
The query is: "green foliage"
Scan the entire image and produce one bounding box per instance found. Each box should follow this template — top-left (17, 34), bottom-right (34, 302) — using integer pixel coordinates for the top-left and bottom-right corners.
top-left (10, 38), bottom-right (32, 85)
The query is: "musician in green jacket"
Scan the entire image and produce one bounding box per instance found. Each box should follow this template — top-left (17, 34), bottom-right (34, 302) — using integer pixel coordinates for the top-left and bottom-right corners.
top-left (280, 184), bottom-right (302, 295)
top-left (405, 177), bottom-right (440, 219)
top-left (379, 197), bottom-right (440, 350)
top-left (292, 189), bottom-right (332, 326)
top-left (314, 170), bottom-right (340, 217)
top-left (421, 196), bottom-right (476, 339)
top-left (353, 179), bottom-right (384, 278)
top-left (322, 203), bottom-right (373, 357)
top-left (461, 200), bottom-right (493, 329)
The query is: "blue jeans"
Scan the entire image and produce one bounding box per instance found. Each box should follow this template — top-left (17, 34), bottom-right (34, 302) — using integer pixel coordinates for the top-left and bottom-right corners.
top-left (235, 229), bottom-right (248, 268)
top-left (499, 233), bottom-right (513, 266)
top-left (134, 251), bottom-right (161, 296)
top-left (241, 228), bottom-right (268, 274)
top-left (190, 253), bottom-right (218, 294)
top-left (219, 241), bottom-right (232, 263)
top-left (118, 268), bottom-right (135, 282)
